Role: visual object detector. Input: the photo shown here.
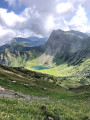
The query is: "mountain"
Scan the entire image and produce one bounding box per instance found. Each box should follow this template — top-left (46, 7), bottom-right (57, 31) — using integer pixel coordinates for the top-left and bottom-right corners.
top-left (68, 30), bottom-right (88, 38)
top-left (37, 30), bottom-right (90, 88)
top-left (10, 36), bottom-right (47, 47)
top-left (0, 30), bottom-right (90, 85)
top-left (0, 29), bottom-right (90, 66)
top-left (0, 29), bottom-right (90, 67)
top-left (86, 33), bottom-right (90, 36)
top-left (39, 29), bottom-right (90, 65)
top-left (0, 30), bottom-right (89, 119)
top-left (0, 42), bottom-right (43, 66)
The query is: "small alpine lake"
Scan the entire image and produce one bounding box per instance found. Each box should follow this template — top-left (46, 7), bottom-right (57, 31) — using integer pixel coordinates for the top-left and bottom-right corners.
top-left (32, 66), bottom-right (49, 71)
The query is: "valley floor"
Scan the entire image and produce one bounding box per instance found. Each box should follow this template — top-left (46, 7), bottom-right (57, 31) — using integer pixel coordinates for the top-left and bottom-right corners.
top-left (26, 58), bottom-right (90, 88)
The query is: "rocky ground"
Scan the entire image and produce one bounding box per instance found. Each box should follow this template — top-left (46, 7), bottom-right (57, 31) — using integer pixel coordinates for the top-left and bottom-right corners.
top-left (0, 86), bottom-right (49, 101)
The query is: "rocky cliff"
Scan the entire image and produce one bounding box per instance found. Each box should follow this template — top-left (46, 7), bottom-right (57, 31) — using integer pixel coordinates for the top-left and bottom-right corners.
top-left (39, 30), bottom-right (90, 66)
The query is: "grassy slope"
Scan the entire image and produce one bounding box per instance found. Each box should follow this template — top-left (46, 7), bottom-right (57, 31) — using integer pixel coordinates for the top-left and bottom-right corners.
top-left (0, 65), bottom-right (70, 100)
top-left (0, 96), bottom-right (90, 120)
top-left (0, 65), bottom-right (90, 120)
top-left (31, 59), bottom-right (90, 77)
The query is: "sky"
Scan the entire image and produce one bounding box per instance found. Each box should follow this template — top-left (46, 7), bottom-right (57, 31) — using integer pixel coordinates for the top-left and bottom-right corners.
top-left (0, 0), bottom-right (90, 45)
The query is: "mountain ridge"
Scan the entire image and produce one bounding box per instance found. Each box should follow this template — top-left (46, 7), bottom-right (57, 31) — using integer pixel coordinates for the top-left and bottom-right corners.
top-left (9, 36), bottom-right (47, 47)
top-left (0, 29), bottom-right (90, 68)
top-left (0, 29), bottom-right (90, 88)
top-left (39, 29), bottom-right (90, 66)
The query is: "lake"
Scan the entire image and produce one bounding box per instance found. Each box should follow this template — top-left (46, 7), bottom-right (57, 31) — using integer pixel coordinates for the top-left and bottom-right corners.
top-left (32, 66), bottom-right (49, 71)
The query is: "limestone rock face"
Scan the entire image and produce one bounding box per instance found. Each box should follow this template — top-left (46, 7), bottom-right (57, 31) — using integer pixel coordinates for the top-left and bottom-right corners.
top-left (40, 30), bottom-right (90, 65)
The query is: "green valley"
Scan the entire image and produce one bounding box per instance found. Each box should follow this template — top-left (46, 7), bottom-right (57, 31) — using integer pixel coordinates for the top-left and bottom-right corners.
top-left (0, 30), bottom-right (90, 120)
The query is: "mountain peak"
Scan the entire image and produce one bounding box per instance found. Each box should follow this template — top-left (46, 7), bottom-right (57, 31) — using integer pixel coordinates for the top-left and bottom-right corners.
top-left (40, 29), bottom-right (90, 65)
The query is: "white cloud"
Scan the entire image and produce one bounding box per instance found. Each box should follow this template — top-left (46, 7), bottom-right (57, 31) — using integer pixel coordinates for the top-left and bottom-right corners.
top-left (56, 3), bottom-right (73, 14)
top-left (69, 5), bottom-right (88, 32)
top-left (0, 26), bottom-right (16, 45)
top-left (70, 5), bottom-right (87, 25)
top-left (0, 8), bottom-right (25, 27)
top-left (0, 0), bottom-right (90, 45)
top-left (46, 16), bottom-right (55, 31)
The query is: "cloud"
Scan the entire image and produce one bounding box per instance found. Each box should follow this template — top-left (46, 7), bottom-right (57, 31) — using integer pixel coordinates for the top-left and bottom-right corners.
top-left (0, 0), bottom-right (90, 45)
top-left (82, 0), bottom-right (90, 10)
top-left (68, 5), bottom-right (89, 32)
top-left (0, 8), bottom-right (25, 27)
top-left (56, 3), bottom-right (73, 14)
top-left (0, 26), bottom-right (16, 45)
top-left (0, 8), bottom-right (28, 45)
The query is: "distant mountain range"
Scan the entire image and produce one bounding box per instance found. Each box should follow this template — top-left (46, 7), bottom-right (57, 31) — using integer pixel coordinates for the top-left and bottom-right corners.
top-left (86, 33), bottom-right (90, 36)
top-left (0, 29), bottom-right (90, 88)
top-left (10, 36), bottom-right (48, 47)
top-left (0, 30), bottom-right (90, 67)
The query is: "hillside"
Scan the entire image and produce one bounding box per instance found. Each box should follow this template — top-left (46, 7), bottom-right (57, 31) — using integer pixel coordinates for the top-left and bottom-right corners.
top-left (0, 42), bottom-right (43, 67)
top-left (0, 64), bottom-right (90, 120)
top-left (0, 64), bottom-right (65, 98)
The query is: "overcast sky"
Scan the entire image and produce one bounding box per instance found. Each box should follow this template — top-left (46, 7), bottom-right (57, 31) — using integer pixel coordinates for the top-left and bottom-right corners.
top-left (0, 0), bottom-right (90, 45)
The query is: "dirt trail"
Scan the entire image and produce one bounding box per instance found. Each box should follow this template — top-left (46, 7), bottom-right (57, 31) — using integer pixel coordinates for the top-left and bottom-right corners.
top-left (0, 86), bottom-right (49, 101)
top-left (0, 68), bottom-right (48, 100)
